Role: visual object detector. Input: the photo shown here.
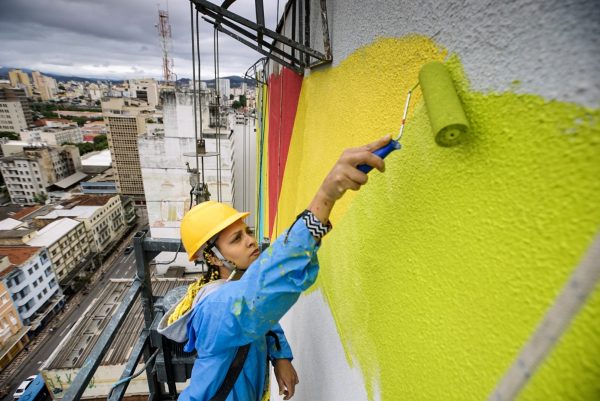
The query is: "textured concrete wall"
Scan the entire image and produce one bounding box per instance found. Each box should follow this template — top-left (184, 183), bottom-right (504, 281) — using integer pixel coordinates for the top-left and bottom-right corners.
top-left (264, 1), bottom-right (600, 400)
top-left (327, 0), bottom-right (600, 107)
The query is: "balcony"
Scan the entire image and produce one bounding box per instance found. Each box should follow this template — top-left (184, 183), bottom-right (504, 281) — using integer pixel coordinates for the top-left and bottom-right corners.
top-left (0, 326), bottom-right (10, 339)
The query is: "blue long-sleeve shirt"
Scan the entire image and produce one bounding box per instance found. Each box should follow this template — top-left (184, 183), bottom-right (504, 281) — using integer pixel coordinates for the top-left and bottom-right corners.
top-left (179, 219), bottom-right (320, 401)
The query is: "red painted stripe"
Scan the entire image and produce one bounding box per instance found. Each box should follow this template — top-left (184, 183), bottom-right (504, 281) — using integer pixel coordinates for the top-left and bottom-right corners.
top-left (267, 67), bottom-right (303, 237)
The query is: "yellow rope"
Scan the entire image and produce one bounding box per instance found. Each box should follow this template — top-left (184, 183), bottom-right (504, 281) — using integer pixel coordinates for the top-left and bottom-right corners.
top-left (168, 268), bottom-right (220, 325)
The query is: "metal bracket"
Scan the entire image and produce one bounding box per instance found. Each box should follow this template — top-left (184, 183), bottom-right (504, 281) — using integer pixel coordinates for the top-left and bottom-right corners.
top-left (190, 0), bottom-right (332, 74)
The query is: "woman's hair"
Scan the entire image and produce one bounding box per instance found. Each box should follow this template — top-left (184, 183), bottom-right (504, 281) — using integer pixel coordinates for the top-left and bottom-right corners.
top-left (166, 246), bottom-right (221, 325)
top-left (201, 248), bottom-right (221, 282)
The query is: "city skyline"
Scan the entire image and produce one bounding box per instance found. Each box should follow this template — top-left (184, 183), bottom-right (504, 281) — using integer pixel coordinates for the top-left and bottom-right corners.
top-left (0, 0), bottom-right (281, 81)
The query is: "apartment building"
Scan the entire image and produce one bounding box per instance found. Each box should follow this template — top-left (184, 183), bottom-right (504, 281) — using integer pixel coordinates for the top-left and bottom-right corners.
top-left (129, 79), bottom-right (160, 108)
top-left (0, 86), bottom-right (34, 127)
top-left (0, 247), bottom-right (63, 331)
top-left (20, 123), bottom-right (83, 145)
top-left (31, 71), bottom-right (57, 101)
top-left (0, 100), bottom-right (28, 132)
top-left (0, 274), bottom-right (29, 371)
top-left (218, 78), bottom-right (231, 100)
top-left (34, 194), bottom-right (127, 255)
top-left (7, 69), bottom-right (32, 98)
top-left (102, 97), bottom-right (152, 204)
top-left (0, 144), bottom-right (82, 205)
top-left (25, 218), bottom-right (93, 292)
top-left (87, 83), bottom-right (103, 101)
top-left (0, 155), bottom-right (48, 205)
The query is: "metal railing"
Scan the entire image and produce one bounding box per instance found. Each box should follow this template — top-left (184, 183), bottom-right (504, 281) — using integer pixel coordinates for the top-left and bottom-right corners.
top-left (61, 230), bottom-right (183, 401)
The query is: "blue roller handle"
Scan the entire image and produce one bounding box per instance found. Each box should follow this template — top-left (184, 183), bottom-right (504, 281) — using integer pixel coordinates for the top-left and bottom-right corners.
top-left (357, 139), bottom-right (401, 173)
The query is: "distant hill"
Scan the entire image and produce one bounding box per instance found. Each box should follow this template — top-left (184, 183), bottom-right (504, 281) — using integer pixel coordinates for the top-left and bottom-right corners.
top-left (0, 66), bottom-right (123, 84)
top-left (0, 67), bottom-right (253, 88)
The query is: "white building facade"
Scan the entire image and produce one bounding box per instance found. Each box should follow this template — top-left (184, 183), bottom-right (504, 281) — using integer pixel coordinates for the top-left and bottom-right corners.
top-left (26, 218), bottom-right (93, 290)
top-left (129, 79), bottom-right (160, 108)
top-left (0, 155), bottom-right (48, 204)
top-left (34, 195), bottom-right (127, 255)
top-left (20, 124), bottom-right (83, 145)
top-left (0, 247), bottom-right (63, 330)
top-left (0, 144), bottom-right (82, 205)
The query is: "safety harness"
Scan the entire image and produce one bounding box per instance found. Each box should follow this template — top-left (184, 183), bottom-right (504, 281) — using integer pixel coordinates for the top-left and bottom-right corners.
top-left (210, 331), bottom-right (281, 401)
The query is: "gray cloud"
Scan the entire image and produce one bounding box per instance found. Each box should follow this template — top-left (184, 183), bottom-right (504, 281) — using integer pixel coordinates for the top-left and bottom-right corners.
top-left (0, 0), bottom-right (281, 79)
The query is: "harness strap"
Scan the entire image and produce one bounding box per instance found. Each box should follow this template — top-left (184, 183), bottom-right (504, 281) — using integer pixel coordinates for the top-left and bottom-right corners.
top-left (209, 332), bottom-right (281, 400)
top-left (209, 344), bottom-right (251, 401)
top-left (266, 330), bottom-right (281, 351)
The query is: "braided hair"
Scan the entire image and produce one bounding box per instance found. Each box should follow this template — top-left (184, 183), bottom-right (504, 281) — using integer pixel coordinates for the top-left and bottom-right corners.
top-left (166, 246), bottom-right (223, 325)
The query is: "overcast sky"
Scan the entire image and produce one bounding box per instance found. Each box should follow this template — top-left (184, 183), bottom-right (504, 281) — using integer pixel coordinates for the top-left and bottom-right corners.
top-left (0, 0), bottom-right (281, 80)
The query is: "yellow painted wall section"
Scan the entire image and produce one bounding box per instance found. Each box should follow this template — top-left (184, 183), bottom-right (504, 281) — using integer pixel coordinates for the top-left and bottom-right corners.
top-left (275, 37), bottom-right (600, 400)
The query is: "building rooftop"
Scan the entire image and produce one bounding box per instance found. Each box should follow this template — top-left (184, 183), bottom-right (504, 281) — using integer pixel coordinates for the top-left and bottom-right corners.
top-left (52, 171), bottom-right (88, 189)
top-left (60, 194), bottom-right (115, 208)
top-left (36, 118), bottom-right (72, 126)
top-left (0, 218), bottom-right (24, 230)
top-left (36, 206), bottom-right (98, 220)
top-left (0, 229), bottom-right (35, 239)
top-left (0, 204), bottom-right (25, 221)
top-left (0, 153), bottom-right (34, 162)
top-left (26, 218), bottom-right (80, 247)
top-left (86, 167), bottom-right (115, 182)
top-left (10, 205), bottom-right (44, 221)
top-left (0, 245), bottom-right (41, 265)
top-left (0, 246), bottom-right (41, 278)
top-left (81, 149), bottom-right (111, 167)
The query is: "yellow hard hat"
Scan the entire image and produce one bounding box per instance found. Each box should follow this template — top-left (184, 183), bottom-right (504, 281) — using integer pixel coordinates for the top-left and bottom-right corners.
top-left (180, 201), bottom-right (250, 261)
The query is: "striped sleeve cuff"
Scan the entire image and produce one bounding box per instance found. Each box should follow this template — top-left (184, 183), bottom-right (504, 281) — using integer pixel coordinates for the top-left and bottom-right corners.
top-left (300, 210), bottom-right (332, 240)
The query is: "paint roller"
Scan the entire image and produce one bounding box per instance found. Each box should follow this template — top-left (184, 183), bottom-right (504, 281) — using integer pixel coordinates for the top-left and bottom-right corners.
top-left (358, 61), bottom-right (470, 173)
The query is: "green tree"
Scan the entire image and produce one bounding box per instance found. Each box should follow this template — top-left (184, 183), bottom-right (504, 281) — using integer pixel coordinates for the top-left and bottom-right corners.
top-left (232, 100), bottom-right (242, 109)
top-left (42, 111), bottom-right (59, 119)
top-left (33, 192), bottom-right (48, 204)
top-left (71, 116), bottom-right (88, 126)
top-left (0, 131), bottom-right (20, 140)
top-left (93, 135), bottom-right (108, 150)
top-left (239, 95), bottom-right (247, 107)
top-left (71, 142), bottom-right (95, 155)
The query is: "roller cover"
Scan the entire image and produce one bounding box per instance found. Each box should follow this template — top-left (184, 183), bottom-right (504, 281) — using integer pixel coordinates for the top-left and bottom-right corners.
top-left (419, 61), bottom-right (470, 147)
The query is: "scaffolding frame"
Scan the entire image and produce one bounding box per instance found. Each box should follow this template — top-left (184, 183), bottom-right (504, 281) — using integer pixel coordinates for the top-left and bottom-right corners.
top-left (191, 0), bottom-right (332, 74)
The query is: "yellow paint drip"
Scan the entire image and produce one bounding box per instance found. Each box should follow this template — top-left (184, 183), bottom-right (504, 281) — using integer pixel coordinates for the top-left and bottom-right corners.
top-left (274, 36), bottom-right (600, 400)
top-left (232, 300), bottom-right (242, 316)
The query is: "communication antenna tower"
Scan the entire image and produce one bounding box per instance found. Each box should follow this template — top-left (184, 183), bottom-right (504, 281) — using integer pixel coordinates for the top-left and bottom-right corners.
top-left (156, 7), bottom-right (175, 83)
